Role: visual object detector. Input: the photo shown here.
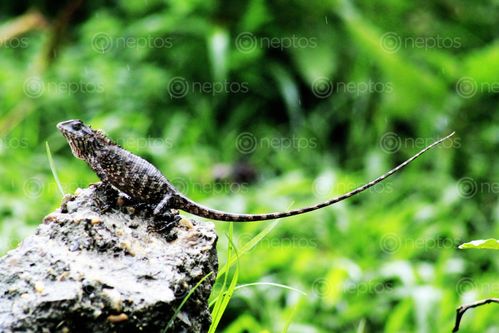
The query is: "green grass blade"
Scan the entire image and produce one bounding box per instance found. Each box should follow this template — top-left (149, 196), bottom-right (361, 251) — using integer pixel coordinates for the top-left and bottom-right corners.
top-left (356, 319), bottom-right (366, 333)
top-left (211, 224), bottom-right (234, 315)
top-left (209, 230), bottom-right (240, 333)
top-left (215, 265), bottom-right (239, 327)
top-left (217, 219), bottom-right (280, 278)
top-left (163, 271), bottom-right (214, 333)
top-left (209, 282), bottom-right (307, 307)
top-left (282, 296), bottom-right (304, 333)
top-left (45, 141), bottom-right (65, 197)
top-left (235, 282), bottom-right (307, 295)
top-left (209, 205), bottom-right (292, 331)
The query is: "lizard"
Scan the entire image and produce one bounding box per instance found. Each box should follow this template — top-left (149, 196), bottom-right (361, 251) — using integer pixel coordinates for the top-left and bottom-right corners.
top-left (57, 119), bottom-right (455, 222)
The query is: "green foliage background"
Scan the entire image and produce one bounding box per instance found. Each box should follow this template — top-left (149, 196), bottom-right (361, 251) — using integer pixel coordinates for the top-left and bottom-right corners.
top-left (0, 0), bottom-right (497, 332)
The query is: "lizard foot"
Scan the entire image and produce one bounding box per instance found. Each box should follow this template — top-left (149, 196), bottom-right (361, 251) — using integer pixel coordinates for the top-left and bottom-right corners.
top-left (148, 209), bottom-right (181, 241)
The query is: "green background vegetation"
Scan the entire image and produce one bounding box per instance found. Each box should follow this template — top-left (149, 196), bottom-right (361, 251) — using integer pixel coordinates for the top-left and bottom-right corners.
top-left (0, 0), bottom-right (497, 332)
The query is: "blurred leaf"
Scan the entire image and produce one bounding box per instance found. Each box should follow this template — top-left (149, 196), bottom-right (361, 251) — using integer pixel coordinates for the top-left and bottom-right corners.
top-left (459, 239), bottom-right (499, 250)
top-left (463, 42), bottom-right (499, 83)
top-left (208, 27), bottom-right (229, 82)
top-left (291, 43), bottom-right (337, 83)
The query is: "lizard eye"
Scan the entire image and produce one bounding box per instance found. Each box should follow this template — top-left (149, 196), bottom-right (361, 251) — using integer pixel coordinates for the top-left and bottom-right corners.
top-left (71, 122), bottom-right (82, 131)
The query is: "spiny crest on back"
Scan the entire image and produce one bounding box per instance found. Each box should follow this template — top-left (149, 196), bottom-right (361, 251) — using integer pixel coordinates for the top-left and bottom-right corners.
top-left (94, 129), bottom-right (121, 147)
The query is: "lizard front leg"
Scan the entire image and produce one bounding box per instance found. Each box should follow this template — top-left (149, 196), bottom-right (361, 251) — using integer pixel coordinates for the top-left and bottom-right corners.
top-left (92, 163), bottom-right (135, 213)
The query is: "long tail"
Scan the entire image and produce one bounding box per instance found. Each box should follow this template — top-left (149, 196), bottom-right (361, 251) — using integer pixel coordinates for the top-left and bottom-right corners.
top-left (177, 132), bottom-right (455, 222)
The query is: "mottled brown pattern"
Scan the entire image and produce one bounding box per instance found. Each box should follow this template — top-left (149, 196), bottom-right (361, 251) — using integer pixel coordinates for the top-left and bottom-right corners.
top-left (58, 120), bottom-right (454, 222)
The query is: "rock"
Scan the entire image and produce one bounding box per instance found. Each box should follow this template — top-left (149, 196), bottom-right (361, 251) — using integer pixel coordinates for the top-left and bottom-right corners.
top-left (0, 183), bottom-right (218, 333)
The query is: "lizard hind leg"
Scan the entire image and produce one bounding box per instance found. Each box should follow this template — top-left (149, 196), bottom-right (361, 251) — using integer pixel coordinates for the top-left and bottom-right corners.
top-left (152, 194), bottom-right (181, 237)
top-left (153, 194), bottom-right (177, 216)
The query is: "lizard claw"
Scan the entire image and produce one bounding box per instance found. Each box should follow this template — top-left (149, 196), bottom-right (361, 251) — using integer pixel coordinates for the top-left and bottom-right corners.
top-left (150, 210), bottom-right (181, 240)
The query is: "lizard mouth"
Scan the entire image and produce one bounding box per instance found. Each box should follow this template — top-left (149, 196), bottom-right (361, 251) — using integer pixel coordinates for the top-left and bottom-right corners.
top-left (57, 119), bottom-right (89, 160)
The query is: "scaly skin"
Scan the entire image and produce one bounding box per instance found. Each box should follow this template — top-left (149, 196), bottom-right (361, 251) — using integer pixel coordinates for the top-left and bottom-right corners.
top-left (57, 119), bottom-right (454, 222)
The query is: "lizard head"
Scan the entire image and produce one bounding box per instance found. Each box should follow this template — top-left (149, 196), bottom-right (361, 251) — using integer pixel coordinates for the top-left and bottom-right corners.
top-left (57, 119), bottom-right (100, 160)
